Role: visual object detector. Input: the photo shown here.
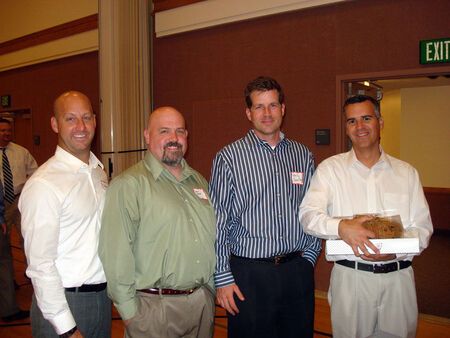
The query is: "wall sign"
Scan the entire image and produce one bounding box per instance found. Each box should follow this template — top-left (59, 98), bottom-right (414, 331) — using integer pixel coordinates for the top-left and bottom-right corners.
top-left (420, 38), bottom-right (450, 64)
top-left (1, 95), bottom-right (10, 107)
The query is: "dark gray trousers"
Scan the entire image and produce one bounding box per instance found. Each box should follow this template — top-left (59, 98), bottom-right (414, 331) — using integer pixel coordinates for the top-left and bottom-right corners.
top-left (0, 230), bottom-right (20, 317)
top-left (31, 288), bottom-right (111, 338)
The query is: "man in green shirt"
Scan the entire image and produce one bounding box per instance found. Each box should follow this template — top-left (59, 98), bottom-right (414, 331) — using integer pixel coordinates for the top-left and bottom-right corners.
top-left (99, 106), bottom-right (216, 338)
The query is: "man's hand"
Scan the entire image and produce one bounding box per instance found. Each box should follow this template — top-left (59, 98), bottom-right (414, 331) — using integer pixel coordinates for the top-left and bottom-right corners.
top-left (70, 329), bottom-right (84, 338)
top-left (216, 284), bottom-right (245, 316)
top-left (0, 223), bottom-right (6, 235)
top-left (338, 216), bottom-right (379, 257)
top-left (360, 253), bottom-right (396, 262)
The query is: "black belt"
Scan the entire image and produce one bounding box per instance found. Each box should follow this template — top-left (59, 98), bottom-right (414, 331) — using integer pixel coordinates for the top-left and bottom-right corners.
top-left (336, 260), bottom-right (411, 274)
top-left (65, 282), bottom-right (107, 292)
top-left (138, 287), bottom-right (197, 295)
top-left (232, 252), bottom-right (299, 265)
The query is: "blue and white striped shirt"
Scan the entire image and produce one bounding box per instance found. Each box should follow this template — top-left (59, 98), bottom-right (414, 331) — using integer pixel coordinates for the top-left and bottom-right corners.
top-left (210, 130), bottom-right (322, 288)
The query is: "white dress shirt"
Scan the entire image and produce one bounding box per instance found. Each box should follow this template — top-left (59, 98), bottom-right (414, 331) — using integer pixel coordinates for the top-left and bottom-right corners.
top-left (1, 142), bottom-right (37, 194)
top-left (299, 148), bottom-right (433, 263)
top-left (19, 146), bottom-right (108, 334)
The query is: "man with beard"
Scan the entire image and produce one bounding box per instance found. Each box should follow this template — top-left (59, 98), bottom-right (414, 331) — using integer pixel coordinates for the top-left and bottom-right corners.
top-left (99, 106), bottom-right (216, 338)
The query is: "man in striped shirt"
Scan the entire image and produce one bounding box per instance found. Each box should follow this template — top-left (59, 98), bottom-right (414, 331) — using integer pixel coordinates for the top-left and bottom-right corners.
top-left (209, 76), bottom-right (321, 338)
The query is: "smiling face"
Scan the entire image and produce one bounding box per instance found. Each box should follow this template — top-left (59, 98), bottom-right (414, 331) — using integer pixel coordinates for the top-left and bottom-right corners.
top-left (51, 91), bottom-right (96, 163)
top-left (345, 100), bottom-right (383, 155)
top-left (144, 107), bottom-right (188, 171)
top-left (245, 89), bottom-right (285, 146)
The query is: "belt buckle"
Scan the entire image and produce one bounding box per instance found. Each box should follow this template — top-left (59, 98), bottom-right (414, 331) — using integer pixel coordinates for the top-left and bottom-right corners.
top-left (274, 255), bottom-right (285, 265)
top-left (373, 264), bottom-right (388, 273)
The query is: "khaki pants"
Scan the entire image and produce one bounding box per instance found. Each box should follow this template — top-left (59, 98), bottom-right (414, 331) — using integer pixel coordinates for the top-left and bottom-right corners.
top-left (125, 286), bottom-right (215, 338)
top-left (329, 263), bottom-right (418, 338)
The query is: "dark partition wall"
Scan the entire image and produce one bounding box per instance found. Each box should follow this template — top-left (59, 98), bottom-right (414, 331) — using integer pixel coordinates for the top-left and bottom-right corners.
top-left (153, 0), bottom-right (450, 179)
top-left (0, 52), bottom-right (100, 165)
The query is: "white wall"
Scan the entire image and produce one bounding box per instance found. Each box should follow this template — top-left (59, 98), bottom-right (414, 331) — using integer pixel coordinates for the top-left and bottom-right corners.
top-left (382, 86), bottom-right (450, 188)
top-left (0, 0), bottom-right (98, 72)
top-left (400, 86), bottom-right (450, 188)
top-left (380, 89), bottom-right (401, 158)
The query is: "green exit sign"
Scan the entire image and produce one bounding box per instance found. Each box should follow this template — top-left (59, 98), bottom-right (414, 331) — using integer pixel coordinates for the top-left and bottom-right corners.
top-left (420, 38), bottom-right (450, 64)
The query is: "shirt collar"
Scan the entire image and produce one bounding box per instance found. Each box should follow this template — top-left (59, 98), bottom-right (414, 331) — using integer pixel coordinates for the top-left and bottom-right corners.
top-left (1, 142), bottom-right (12, 150)
top-left (54, 146), bottom-right (104, 173)
top-left (245, 129), bottom-right (288, 149)
top-left (346, 146), bottom-right (392, 170)
top-left (143, 151), bottom-right (194, 182)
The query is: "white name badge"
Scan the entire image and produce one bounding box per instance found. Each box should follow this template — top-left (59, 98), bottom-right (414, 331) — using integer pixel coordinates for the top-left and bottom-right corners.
top-left (291, 172), bottom-right (304, 185)
top-left (193, 188), bottom-right (208, 200)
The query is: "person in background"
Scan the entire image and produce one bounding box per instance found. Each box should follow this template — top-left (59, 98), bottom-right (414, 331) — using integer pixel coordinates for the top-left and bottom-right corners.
top-left (0, 118), bottom-right (37, 281)
top-left (0, 181), bottom-right (29, 322)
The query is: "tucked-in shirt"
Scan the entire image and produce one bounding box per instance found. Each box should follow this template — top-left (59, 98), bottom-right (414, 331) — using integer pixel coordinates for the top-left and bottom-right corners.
top-left (299, 148), bottom-right (433, 262)
top-left (210, 130), bottom-right (322, 288)
top-left (99, 152), bottom-right (216, 321)
top-left (19, 146), bottom-right (108, 335)
top-left (1, 142), bottom-right (37, 194)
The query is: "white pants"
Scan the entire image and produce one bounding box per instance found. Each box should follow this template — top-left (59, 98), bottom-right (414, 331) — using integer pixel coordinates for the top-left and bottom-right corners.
top-left (328, 263), bottom-right (418, 338)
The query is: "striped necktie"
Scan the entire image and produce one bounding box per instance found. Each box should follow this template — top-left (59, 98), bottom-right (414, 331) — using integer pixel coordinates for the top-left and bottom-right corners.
top-left (2, 148), bottom-right (15, 204)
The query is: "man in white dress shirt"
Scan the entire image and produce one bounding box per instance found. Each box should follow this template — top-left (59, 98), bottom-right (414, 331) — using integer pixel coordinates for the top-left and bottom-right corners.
top-left (299, 95), bottom-right (433, 338)
top-left (19, 91), bottom-right (110, 338)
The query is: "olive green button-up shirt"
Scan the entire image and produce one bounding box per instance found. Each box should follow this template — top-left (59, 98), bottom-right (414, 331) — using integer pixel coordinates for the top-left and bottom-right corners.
top-left (99, 152), bottom-right (216, 320)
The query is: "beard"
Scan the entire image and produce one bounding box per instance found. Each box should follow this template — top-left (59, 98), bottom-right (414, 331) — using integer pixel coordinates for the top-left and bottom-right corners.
top-left (162, 142), bottom-right (183, 167)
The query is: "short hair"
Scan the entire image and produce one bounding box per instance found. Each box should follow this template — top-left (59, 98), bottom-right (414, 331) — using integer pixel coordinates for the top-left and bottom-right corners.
top-left (0, 118), bottom-right (11, 124)
top-left (244, 76), bottom-right (284, 108)
top-left (343, 95), bottom-right (380, 118)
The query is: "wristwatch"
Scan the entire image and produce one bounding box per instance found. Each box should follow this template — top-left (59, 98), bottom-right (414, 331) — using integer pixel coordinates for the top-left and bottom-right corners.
top-left (59, 326), bottom-right (77, 338)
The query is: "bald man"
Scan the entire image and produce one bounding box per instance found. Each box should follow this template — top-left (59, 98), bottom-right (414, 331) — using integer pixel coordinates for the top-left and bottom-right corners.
top-left (19, 91), bottom-right (111, 338)
top-left (99, 107), bottom-right (216, 338)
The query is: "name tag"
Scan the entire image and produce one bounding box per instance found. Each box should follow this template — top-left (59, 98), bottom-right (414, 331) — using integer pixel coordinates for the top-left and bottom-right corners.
top-left (291, 172), bottom-right (304, 185)
top-left (193, 188), bottom-right (208, 200)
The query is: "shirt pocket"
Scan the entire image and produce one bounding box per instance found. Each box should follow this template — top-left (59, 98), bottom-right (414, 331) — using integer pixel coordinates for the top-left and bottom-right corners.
top-left (383, 192), bottom-right (410, 226)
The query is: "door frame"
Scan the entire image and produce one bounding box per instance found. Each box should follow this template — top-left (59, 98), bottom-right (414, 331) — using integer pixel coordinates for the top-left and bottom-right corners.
top-left (335, 65), bottom-right (450, 153)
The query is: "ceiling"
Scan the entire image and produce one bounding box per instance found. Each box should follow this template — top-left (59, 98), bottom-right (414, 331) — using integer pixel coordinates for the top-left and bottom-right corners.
top-left (374, 75), bottom-right (450, 92)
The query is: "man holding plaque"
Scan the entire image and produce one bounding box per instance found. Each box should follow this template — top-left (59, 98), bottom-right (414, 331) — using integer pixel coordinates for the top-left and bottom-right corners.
top-left (299, 95), bottom-right (433, 338)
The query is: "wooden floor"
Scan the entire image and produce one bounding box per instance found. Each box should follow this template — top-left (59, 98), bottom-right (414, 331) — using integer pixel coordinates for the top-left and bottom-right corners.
top-left (1, 228), bottom-right (449, 337)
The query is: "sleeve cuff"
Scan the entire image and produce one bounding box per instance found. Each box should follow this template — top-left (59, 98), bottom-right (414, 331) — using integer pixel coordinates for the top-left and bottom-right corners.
top-left (49, 310), bottom-right (76, 335)
top-left (214, 271), bottom-right (235, 288)
top-left (327, 218), bottom-right (342, 237)
top-left (115, 297), bottom-right (138, 321)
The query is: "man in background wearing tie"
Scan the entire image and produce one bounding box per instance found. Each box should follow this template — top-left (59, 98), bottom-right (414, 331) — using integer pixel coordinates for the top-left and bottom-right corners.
top-left (0, 118), bottom-right (37, 264)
